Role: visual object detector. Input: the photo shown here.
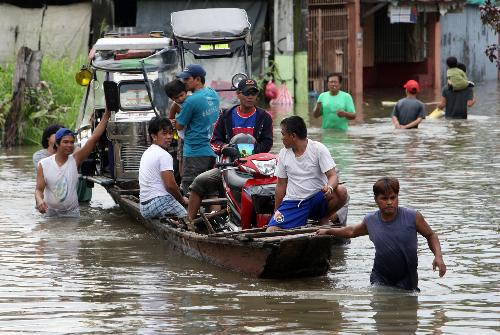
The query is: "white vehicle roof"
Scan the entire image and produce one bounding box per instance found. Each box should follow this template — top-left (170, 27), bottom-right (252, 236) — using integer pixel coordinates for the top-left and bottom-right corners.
top-left (171, 8), bottom-right (250, 41)
top-left (94, 37), bottom-right (171, 51)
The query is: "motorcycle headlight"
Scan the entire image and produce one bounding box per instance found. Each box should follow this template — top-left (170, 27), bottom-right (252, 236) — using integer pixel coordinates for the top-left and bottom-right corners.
top-left (252, 159), bottom-right (276, 176)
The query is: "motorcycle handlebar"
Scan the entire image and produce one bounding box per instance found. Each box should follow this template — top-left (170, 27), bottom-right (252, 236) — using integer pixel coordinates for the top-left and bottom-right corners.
top-left (216, 162), bottom-right (236, 168)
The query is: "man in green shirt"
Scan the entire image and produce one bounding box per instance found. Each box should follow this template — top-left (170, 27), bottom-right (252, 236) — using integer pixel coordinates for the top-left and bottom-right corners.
top-left (313, 73), bottom-right (356, 130)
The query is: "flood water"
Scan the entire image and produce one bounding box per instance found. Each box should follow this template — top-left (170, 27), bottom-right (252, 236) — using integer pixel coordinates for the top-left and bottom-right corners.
top-left (0, 82), bottom-right (499, 334)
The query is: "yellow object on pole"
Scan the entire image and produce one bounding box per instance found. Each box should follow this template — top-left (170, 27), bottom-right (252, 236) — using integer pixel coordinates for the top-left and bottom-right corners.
top-left (429, 108), bottom-right (445, 119)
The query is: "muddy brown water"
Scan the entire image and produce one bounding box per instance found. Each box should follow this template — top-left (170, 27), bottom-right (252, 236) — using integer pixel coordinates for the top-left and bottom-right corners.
top-left (0, 82), bottom-right (498, 334)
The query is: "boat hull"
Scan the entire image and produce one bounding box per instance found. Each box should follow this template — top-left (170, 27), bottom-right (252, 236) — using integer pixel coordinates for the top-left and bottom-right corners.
top-left (107, 186), bottom-right (348, 278)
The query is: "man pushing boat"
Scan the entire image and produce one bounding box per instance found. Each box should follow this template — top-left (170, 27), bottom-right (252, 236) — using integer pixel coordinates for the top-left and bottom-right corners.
top-left (267, 116), bottom-right (348, 232)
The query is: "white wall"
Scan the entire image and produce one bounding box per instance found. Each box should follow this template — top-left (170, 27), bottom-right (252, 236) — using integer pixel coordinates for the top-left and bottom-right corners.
top-left (0, 3), bottom-right (91, 63)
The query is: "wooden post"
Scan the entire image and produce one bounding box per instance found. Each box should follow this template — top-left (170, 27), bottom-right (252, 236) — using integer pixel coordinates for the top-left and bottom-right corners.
top-left (2, 46), bottom-right (41, 148)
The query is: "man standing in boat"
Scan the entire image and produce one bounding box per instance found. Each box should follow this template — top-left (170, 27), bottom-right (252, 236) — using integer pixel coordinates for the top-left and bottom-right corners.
top-left (317, 177), bottom-right (447, 291)
top-left (35, 110), bottom-right (110, 217)
top-left (186, 78), bottom-right (273, 220)
top-left (267, 116), bottom-right (348, 232)
top-left (174, 64), bottom-right (220, 195)
top-left (138, 117), bottom-right (187, 219)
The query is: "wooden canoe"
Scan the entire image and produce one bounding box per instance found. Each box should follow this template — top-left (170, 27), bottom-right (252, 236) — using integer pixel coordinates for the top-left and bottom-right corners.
top-left (105, 185), bottom-right (349, 278)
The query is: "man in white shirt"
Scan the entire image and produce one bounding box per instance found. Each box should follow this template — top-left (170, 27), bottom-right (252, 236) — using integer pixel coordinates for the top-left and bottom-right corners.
top-left (35, 110), bottom-right (110, 217)
top-left (267, 116), bottom-right (348, 232)
top-left (139, 116), bottom-right (187, 219)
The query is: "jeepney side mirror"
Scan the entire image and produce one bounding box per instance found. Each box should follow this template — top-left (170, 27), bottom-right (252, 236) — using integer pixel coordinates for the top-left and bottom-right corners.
top-left (103, 81), bottom-right (120, 112)
top-left (75, 65), bottom-right (92, 86)
top-left (232, 73), bottom-right (248, 89)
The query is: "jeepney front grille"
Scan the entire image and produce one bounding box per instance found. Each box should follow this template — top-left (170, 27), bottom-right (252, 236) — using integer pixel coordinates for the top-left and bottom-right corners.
top-left (120, 145), bottom-right (148, 172)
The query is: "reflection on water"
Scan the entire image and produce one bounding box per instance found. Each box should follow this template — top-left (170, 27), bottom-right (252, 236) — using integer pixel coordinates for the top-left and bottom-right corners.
top-left (0, 81), bottom-right (499, 333)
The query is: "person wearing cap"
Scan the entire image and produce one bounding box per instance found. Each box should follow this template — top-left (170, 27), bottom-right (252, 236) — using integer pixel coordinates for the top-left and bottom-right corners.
top-left (437, 62), bottom-right (475, 119)
top-left (186, 78), bottom-right (273, 220)
top-left (33, 124), bottom-right (63, 170)
top-left (175, 64), bottom-right (220, 194)
top-left (391, 80), bottom-right (426, 129)
top-left (33, 123), bottom-right (93, 203)
top-left (35, 110), bottom-right (110, 217)
top-left (313, 73), bottom-right (356, 131)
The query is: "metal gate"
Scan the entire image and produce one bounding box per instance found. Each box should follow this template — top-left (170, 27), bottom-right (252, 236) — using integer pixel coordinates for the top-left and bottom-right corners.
top-left (308, 1), bottom-right (349, 92)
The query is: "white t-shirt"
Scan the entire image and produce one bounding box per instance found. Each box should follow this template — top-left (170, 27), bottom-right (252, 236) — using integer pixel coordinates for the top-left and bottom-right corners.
top-left (39, 154), bottom-right (80, 217)
top-left (139, 144), bottom-right (174, 202)
top-left (275, 139), bottom-right (336, 201)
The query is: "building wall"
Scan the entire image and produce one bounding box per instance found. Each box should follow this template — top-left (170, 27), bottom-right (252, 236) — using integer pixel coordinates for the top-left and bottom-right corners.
top-left (440, 5), bottom-right (498, 84)
top-left (0, 3), bottom-right (91, 63)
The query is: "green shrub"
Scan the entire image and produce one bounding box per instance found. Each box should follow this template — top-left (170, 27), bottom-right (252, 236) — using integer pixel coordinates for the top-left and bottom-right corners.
top-left (0, 57), bottom-right (85, 145)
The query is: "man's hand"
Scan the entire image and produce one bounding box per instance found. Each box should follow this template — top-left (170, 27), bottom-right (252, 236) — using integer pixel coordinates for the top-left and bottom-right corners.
top-left (336, 110), bottom-right (348, 118)
top-left (316, 228), bottom-right (332, 235)
top-left (182, 196), bottom-right (189, 207)
top-left (432, 256), bottom-right (447, 277)
top-left (36, 200), bottom-right (48, 214)
top-left (273, 210), bottom-right (284, 223)
top-left (321, 183), bottom-right (336, 200)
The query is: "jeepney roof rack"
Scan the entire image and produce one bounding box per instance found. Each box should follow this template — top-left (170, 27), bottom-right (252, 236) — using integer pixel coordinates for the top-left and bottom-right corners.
top-left (171, 8), bottom-right (251, 41)
top-left (93, 37), bottom-right (171, 51)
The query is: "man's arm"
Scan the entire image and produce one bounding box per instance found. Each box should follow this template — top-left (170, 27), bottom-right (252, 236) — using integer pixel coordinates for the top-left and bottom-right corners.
top-left (254, 112), bottom-right (273, 154)
top-left (337, 110), bottom-right (357, 120)
top-left (392, 115), bottom-right (401, 128)
top-left (321, 168), bottom-right (339, 195)
top-left (337, 94), bottom-right (356, 120)
top-left (467, 88), bottom-right (475, 107)
top-left (437, 96), bottom-right (446, 110)
top-left (274, 177), bottom-right (287, 211)
top-left (35, 164), bottom-right (48, 214)
top-left (401, 117), bottom-right (423, 129)
top-left (317, 221), bottom-right (368, 237)
top-left (209, 111), bottom-right (227, 155)
top-left (416, 211), bottom-right (446, 277)
top-left (176, 101), bottom-right (193, 131)
top-left (74, 109), bottom-right (110, 166)
top-left (161, 170), bottom-right (187, 206)
top-left (313, 102), bottom-right (322, 118)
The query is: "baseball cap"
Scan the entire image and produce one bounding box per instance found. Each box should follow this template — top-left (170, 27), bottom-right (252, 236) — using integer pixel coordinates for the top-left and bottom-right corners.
top-left (176, 64), bottom-right (206, 79)
top-left (55, 128), bottom-right (76, 141)
top-left (237, 79), bottom-right (259, 94)
top-left (403, 80), bottom-right (420, 93)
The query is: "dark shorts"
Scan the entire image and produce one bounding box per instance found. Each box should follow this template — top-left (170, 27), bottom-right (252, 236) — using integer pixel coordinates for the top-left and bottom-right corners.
top-left (189, 168), bottom-right (224, 197)
top-left (181, 156), bottom-right (216, 195)
top-left (268, 191), bottom-right (328, 229)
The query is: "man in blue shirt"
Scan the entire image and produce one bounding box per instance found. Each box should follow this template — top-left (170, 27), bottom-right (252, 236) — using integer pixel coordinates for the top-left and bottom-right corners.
top-left (175, 64), bottom-right (220, 194)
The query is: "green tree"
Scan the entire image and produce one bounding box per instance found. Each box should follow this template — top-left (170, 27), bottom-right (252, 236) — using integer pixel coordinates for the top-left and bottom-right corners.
top-left (480, 0), bottom-right (500, 66)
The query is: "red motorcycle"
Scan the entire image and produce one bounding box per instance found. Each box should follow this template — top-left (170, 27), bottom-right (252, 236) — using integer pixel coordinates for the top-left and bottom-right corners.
top-left (218, 134), bottom-right (278, 230)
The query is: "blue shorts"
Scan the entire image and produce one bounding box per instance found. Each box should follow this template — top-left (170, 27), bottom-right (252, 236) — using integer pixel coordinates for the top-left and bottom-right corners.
top-left (268, 191), bottom-right (328, 229)
top-left (140, 194), bottom-right (187, 219)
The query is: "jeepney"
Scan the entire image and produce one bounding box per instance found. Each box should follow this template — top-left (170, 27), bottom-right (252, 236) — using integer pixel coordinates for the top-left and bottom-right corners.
top-left (75, 8), bottom-right (253, 183)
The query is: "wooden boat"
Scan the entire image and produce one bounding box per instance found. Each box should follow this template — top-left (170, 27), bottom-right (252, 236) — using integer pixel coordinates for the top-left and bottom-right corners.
top-left (103, 183), bottom-right (349, 279)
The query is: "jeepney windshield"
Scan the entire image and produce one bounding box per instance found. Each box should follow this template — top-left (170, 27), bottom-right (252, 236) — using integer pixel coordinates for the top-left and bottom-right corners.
top-left (119, 81), bottom-right (152, 110)
top-left (181, 39), bottom-right (248, 108)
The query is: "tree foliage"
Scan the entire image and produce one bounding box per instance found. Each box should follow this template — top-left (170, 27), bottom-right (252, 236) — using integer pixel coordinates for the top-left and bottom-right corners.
top-left (480, 0), bottom-right (500, 66)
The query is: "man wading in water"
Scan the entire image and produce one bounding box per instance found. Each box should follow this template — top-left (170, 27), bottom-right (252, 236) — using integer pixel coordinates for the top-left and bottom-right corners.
top-left (317, 177), bottom-right (446, 291)
top-left (35, 110), bottom-right (110, 217)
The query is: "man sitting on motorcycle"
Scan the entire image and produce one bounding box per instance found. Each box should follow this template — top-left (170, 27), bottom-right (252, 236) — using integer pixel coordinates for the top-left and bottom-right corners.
top-left (186, 79), bottom-right (273, 220)
top-left (267, 116), bottom-right (348, 232)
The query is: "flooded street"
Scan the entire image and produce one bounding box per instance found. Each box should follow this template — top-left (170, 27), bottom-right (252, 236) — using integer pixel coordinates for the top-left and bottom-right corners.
top-left (0, 81), bottom-right (499, 334)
